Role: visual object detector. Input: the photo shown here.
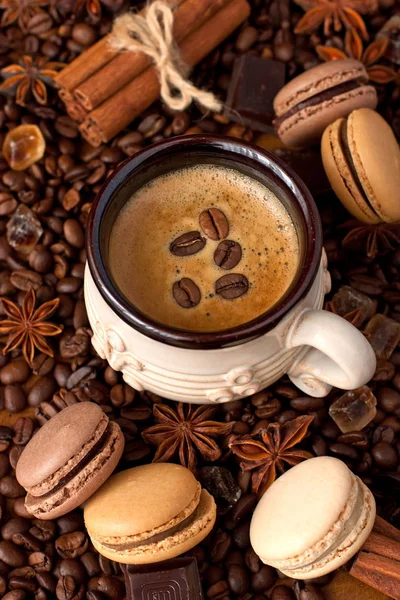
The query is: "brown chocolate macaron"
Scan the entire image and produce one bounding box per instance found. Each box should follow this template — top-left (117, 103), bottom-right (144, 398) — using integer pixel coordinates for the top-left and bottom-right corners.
top-left (16, 403), bottom-right (124, 520)
top-left (273, 59), bottom-right (377, 148)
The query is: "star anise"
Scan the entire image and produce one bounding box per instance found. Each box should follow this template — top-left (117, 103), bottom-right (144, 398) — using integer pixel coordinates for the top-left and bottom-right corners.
top-left (0, 0), bottom-right (50, 31)
top-left (0, 288), bottom-right (63, 365)
top-left (294, 0), bottom-right (378, 40)
top-left (142, 403), bottom-right (233, 472)
top-left (229, 415), bottom-right (313, 496)
top-left (316, 31), bottom-right (397, 84)
top-left (0, 55), bottom-right (64, 106)
top-left (341, 220), bottom-right (400, 259)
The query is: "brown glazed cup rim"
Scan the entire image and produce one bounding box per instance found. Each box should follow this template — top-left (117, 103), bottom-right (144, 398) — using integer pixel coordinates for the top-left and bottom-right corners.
top-left (87, 134), bottom-right (322, 350)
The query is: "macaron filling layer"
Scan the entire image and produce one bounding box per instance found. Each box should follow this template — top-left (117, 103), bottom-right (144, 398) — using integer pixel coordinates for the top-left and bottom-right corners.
top-left (338, 118), bottom-right (378, 217)
top-left (273, 79), bottom-right (367, 129)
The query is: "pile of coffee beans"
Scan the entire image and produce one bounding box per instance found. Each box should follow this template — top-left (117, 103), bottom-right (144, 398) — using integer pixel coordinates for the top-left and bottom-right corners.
top-left (0, 0), bottom-right (400, 599)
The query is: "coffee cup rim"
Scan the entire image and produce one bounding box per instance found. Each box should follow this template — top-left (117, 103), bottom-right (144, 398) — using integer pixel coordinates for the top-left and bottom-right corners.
top-left (87, 134), bottom-right (322, 349)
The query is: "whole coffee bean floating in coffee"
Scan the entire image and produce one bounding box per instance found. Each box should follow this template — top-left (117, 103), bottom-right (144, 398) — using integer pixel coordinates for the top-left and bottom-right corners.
top-left (173, 278), bottom-right (201, 308)
top-left (170, 231), bottom-right (206, 256)
top-left (215, 273), bottom-right (249, 299)
top-left (199, 208), bottom-right (229, 240)
top-left (214, 240), bottom-right (242, 270)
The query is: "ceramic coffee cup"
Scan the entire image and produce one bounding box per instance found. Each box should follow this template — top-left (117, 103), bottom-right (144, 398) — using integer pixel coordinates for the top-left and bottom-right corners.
top-left (84, 135), bottom-right (376, 403)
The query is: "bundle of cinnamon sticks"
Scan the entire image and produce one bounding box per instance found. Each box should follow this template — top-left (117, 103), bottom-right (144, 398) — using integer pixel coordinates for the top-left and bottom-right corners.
top-left (350, 514), bottom-right (400, 599)
top-left (55, 0), bottom-right (250, 146)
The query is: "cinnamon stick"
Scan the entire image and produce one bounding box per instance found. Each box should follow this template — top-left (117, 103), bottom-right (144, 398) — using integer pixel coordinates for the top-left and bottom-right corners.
top-left (65, 99), bottom-right (88, 123)
top-left (74, 0), bottom-right (232, 111)
top-left (80, 0), bottom-right (250, 145)
top-left (54, 0), bottom-right (182, 96)
top-left (373, 514), bottom-right (400, 543)
top-left (350, 551), bottom-right (400, 599)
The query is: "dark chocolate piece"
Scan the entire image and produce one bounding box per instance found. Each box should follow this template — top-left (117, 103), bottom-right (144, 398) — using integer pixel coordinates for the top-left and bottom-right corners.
top-left (225, 55), bottom-right (286, 132)
top-left (122, 557), bottom-right (204, 600)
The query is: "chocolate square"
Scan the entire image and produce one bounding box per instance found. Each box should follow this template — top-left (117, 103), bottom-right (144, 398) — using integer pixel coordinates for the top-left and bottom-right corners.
top-left (122, 557), bottom-right (204, 600)
top-left (225, 55), bottom-right (286, 132)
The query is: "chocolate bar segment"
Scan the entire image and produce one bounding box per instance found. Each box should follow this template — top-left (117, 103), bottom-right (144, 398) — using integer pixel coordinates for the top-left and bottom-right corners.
top-left (122, 557), bottom-right (204, 600)
top-left (225, 55), bottom-right (286, 132)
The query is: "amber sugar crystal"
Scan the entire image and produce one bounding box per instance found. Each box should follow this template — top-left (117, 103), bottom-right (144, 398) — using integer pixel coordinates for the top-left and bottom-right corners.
top-left (2, 124), bottom-right (45, 171)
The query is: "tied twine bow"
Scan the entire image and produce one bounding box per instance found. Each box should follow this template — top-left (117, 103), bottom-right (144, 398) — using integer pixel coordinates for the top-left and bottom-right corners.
top-left (109, 0), bottom-right (222, 112)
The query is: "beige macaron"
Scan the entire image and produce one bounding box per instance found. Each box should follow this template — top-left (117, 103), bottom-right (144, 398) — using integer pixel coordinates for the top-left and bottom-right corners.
top-left (84, 463), bottom-right (216, 564)
top-left (250, 457), bottom-right (376, 579)
top-left (321, 108), bottom-right (400, 223)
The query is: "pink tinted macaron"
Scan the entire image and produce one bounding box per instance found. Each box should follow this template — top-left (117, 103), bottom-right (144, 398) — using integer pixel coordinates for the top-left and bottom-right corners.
top-left (250, 457), bottom-right (376, 579)
top-left (16, 402), bottom-right (124, 520)
top-left (273, 59), bottom-right (377, 148)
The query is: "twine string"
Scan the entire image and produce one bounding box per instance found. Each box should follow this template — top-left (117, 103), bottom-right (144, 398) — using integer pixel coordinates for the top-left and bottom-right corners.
top-left (109, 0), bottom-right (222, 112)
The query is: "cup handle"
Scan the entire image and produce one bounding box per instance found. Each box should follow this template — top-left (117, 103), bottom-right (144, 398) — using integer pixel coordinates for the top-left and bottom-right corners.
top-left (285, 309), bottom-right (376, 397)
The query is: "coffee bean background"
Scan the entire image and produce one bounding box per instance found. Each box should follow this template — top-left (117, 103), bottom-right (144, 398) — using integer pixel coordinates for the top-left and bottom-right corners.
top-left (0, 0), bottom-right (400, 599)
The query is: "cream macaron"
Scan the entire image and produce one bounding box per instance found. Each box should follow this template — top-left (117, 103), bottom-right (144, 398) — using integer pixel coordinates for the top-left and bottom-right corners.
top-left (321, 108), bottom-right (400, 224)
top-left (84, 463), bottom-right (216, 564)
top-left (250, 457), bottom-right (376, 579)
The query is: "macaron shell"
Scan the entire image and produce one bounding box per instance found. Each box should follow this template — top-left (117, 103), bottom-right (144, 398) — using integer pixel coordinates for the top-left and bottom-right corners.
top-left (278, 478), bottom-right (375, 579)
top-left (274, 59), bottom-right (368, 116)
top-left (321, 119), bottom-right (381, 224)
top-left (25, 421), bottom-right (124, 520)
top-left (347, 108), bottom-right (400, 222)
top-left (90, 489), bottom-right (216, 564)
top-left (277, 86), bottom-right (377, 148)
top-left (84, 463), bottom-right (200, 539)
top-left (16, 402), bottom-right (106, 489)
top-left (250, 457), bottom-right (356, 564)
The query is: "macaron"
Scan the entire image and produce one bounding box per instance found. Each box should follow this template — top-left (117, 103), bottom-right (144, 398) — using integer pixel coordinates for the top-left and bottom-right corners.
top-left (250, 456), bottom-right (376, 579)
top-left (321, 108), bottom-right (400, 224)
top-left (16, 402), bottom-right (124, 520)
top-left (273, 59), bottom-right (378, 148)
top-left (84, 463), bottom-right (216, 564)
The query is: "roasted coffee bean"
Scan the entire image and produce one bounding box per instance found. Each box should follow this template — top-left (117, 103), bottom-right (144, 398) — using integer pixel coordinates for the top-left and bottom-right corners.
top-left (56, 575), bottom-right (84, 600)
top-left (0, 541), bottom-right (26, 567)
top-left (13, 417), bottom-right (34, 445)
top-left (215, 273), bottom-right (249, 299)
top-left (36, 572), bottom-right (57, 594)
top-left (5, 384), bottom-right (26, 413)
top-left (210, 531), bottom-right (232, 562)
top-left (80, 553), bottom-right (100, 578)
top-left (55, 533), bottom-right (88, 559)
top-left (29, 552), bottom-right (52, 572)
top-left (12, 498), bottom-right (31, 519)
top-left (0, 476), bottom-right (25, 498)
top-left (251, 565), bottom-right (276, 591)
top-left (227, 564), bottom-right (249, 594)
top-left (87, 575), bottom-right (125, 600)
top-left (3, 591), bottom-right (27, 600)
top-left (12, 532), bottom-right (42, 552)
top-left (1, 359), bottom-right (30, 385)
top-left (32, 354), bottom-right (54, 376)
top-left (199, 208), bottom-right (229, 240)
top-left (0, 453), bottom-right (10, 478)
top-left (30, 521), bottom-right (57, 542)
top-left (169, 231), bottom-right (206, 256)
top-left (214, 240), bottom-right (242, 269)
top-left (372, 441), bottom-right (399, 469)
top-left (172, 278), bottom-right (201, 308)
top-left (2, 518), bottom-right (31, 541)
top-left (58, 559), bottom-right (87, 585)
top-left (28, 376), bottom-right (57, 407)
top-left (10, 270), bottom-right (42, 291)
top-left (377, 387), bottom-right (400, 413)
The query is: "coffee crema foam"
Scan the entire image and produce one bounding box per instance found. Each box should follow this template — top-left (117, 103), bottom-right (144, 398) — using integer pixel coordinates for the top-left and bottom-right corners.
top-left (108, 165), bottom-right (300, 332)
